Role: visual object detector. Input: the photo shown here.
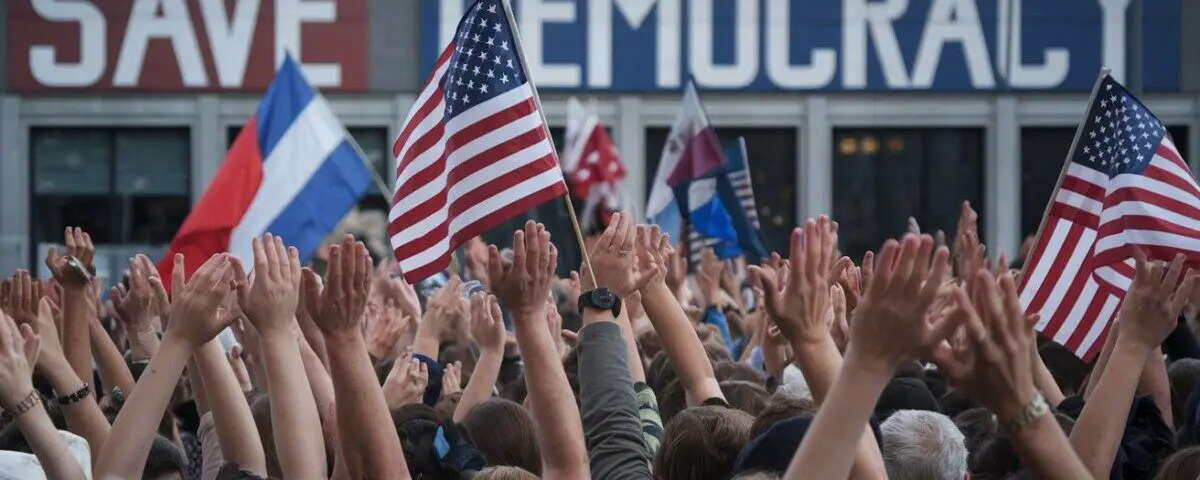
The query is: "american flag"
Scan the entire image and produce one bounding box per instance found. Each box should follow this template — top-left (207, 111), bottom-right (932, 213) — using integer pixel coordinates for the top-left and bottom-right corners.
top-left (388, 0), bottom-right (566, 282)
top-left (1019, 74), bottom-right (1200, 360)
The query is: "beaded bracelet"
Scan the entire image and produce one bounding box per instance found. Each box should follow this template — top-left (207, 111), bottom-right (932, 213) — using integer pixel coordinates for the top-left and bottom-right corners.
top-left (57, 383), bottom-right (91, 406)
top-left (1, 390), bottom-right (43, 422)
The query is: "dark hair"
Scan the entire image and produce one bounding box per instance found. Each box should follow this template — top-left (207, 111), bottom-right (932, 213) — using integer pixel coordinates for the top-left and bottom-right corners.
top-left (248, 393), bottom-right (284, 479)
top-left (1170, 359), bottom-right (1200, 429)
top-left (939, 389), bottom-right (981, 419)
top-left (720, 381), bottom-right (770, 416)
top-left (952, 407), bottom-right (997, 456)
top-left (654, 406), bottom-right (754, 480)
top-left (393, 403), bottom-right (445, 477)
top-left (1154, 446), bottom-right (1200, 480)
top-left (750, 397), bottom-right (818, 439)
top-left (461, 399), bottom-right (542, 475)
top-left (215, 463), bottom-right (268, 480)
top-left (143, 435), bottom-right (188, 479)
top-left (659, 378), bottom-right (688, 425)
top-left (703, 340), bottom-right (733, 364)
top-left (500, 375), bottom-right (528, 404)
top-left (647, 351), bottom-right (676, 394)
top-left (1039, 343), bottom-right (1089, 396)
top-left (715, 361), bottom-right (767, 385)
top-left (968, 433), bottom-right (1021, 479)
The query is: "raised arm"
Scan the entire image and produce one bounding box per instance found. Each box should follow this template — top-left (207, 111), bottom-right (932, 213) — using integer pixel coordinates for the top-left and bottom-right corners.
top-left (94, 253), bottom-right (236, 480)
top-left (635, 225), bottom-right (724, 405)
top-left (110, 256), bottom-right (163, 361)
top-left (305, 235), bottom-right (407, 480)
top-left (414, 278), bottom-right (467, 361)
top-left (46, 227), bottom-right (96, 388)
top-left (1069, 252), bottom-right (1193, 478)
top-left (193, 335), bottom-right (267, 475)
top-left (236, 234), bottom-right (327, 479)
top-left (0, 312), bottom-right (88, 480)
top-left (454, 292), bottom-right (505, 423)
top-left (487, 221), bottom-right (589, 479)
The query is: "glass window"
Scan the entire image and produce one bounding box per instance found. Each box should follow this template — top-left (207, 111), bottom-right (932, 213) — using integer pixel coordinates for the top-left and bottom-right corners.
top-left (1020, 126), bottom-right (1190, 238)
top-left (833, 128), bottom-right (985, 260)
top-left (645, 127), bottom-right (798, 255)
top-left (31, 128), bottom-right (191, 284)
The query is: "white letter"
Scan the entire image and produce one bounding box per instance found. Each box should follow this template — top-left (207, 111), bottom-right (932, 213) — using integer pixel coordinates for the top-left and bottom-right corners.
top-left (29, 0), bottom-right (106, 87)
top-left (765, 0), bottom-right (835, 89)
top-left (275, 0), bottom-right (341, 87)
top-left (996, 0), bottom-right (1069, 88)
top-left (911, 0), bottom-right (994, 89)
top-left (113, 0), bottom-right (208, 87)
top-left (842, 0), bottom-right (909, 89)
top-left (1097, 0), bottom-right (1131, 81)
top-left (689, 0), bottom-right (758, 87)
top-left (591, 0), bottom-right (681, 89)
top-left (518, 0), bottom-right (580, 87)
top-left (199, 0), bottom-right (260, 88)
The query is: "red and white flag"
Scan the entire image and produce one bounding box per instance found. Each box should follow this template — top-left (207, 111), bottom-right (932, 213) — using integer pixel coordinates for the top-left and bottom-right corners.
top-left (388, 0), bottom-right (566, 282)
top-left (563, 97), bottom-right (627, 231)
top-left (1020, 73), bottom-right (1200, 360)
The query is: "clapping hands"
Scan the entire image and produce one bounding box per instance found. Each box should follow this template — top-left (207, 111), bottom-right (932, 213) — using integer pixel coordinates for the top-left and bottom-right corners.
top-left (751, 216), bottom-right (837, 346)
top-left (487, 221), bottom-right (557, 321)
top-left (165, 253), bottom-right (237, 348)
top-left (304, 235), bottom-right (372, 341)
top-left (236, 234), bottom-right (303, 336)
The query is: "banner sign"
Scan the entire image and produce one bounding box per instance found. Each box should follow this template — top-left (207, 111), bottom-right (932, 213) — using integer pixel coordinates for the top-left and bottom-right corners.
top-left (421, 0), bottom-right (1180, 92)
top-left (7, 0), bottom-right (368, 92)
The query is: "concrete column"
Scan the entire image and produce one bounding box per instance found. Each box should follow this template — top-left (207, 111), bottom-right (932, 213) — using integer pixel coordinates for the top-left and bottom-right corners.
top-left (0, 96), bottom-right (29, 273)
top-left (801, 97), bottom-right (830, 219)
top-left (988, 96), bottom-right (1021, 259)
top-left (618, 96), bottom-right (645, 218)
top-left (192, 95), bottom-right (222, 203)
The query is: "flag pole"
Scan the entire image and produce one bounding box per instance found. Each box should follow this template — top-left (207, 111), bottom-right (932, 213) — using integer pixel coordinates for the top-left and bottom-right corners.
top-left (1017, 69), bottom-right (1111, 288)
top-left (499, 0), bottom-right (597, 287)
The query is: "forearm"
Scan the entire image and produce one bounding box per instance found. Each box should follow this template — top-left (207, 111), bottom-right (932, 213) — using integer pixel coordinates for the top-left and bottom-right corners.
top-left (127, 325), bottom-right (161, 361)
top-left (1032, 350), bottom-right (1066, 407)
top-left (1069, 340), bottom-right (1149, 478)
top-left (195, 340), bottom-right (267, 476)
top-left (298, 337), bottom-right (336, 419)
top-left (640, 282), bottom-right (722, 404)
top-left (616, 310), bottom-right (646, 383)
top-left (1085, 325), bottom-right (1120, 400)
top-left (62, 288), bottom-right (94, 385)
top-left (326, 333), bottom-right (407, 480)
top-left (578, 320), bottom-right (652, 478)
top-left (297, 313), bottom-right (330, 368)
top-left (790, 337), bottom-right (886, 480)
top-left (41, 356), bottom-right (111, 466)
top-left (95, 335), bottom-right (192, 479)
top-left (88, 318), bottom-right (136, 398)
top-left (1138, 347), bottom-right (1172, 427)
top-left (16, 403), bottom-right (88, 480)
top-left (514, 312), bottom-right (589, 477)
top-left (785, 355), bottom-right (891, 480)
top-left (454, 348), bottom-right (502, 423)
top-left (188, 357), bottom-right (210, 414)
top-left (258, 333), bottom-right (328, 479)
top-left (1013, 414), bottom-right (1092, 478)
top-left (413, 316), bottom-right (442, 359)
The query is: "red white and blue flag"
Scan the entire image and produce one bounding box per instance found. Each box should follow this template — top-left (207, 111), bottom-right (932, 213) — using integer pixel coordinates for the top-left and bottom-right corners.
top-left (1020, 73), bottom-right (1200, 360)
top-left (388, 0), bottom-right (567, 283)
top-left (158, 55), bottom-right (371, 281)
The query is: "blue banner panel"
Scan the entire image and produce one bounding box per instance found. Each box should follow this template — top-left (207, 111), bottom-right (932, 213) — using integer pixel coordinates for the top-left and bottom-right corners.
top-left (420, 0), bottom-right (1180, 92)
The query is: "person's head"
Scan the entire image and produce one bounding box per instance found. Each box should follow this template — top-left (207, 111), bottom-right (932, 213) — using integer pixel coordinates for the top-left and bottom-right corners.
top-left (875, 377), bottom-right (940, 421)
top-left (647, 351), bottom-right (677, 394)
top-left (248, 393), bottom-right (284, 478)
top-left (968, 432), bottom-right (1020, 479)
top-left (774, 365), bottom-right (812, 401)
top-left (750, 396), bottom-right (818, 438)
top-left (720, 380), bottom-right (770, 416)
top-left (952, 407), bottom-right (997, 456)
top-left (392, 403), bottom-right (444, 476)
top-left (1039, 343), bottom-right (1089, 395)
top-left (714, 361), bottom-right (767, 385)
top-left (731, 472), bottom-right (783, 480)
top-left (1154, 446), bottom-right (1200, 480)
top-left (472, 465), bottom-right (540, 480)
top-left (881, 410), bottom-right (968, 480)
top-left (1170, 359), bottom-right (1200, 428)
top-left (939, 389), bottom-right (980, 419)
top-left (659, 378), bottom-right (688, 424)
top-left (143, 435), bottom-right (188, 480)
top-left (461, 399), bottom-right (542, 475)
top-left (655, 406), bottom-right (754, 480)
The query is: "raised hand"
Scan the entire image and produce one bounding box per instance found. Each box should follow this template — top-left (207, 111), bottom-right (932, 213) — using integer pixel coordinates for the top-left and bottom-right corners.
top-left (664, 237), bottom-right (688, 295)
top-left (165, 253), bottom-right (237, 348)
top-left (111, 255), bottom-right (158, 337)
top-left (305, 235), bottom-right (372, 340)
top-left (235, 234), bottom-right (303, 336)
top-left (0, 312), bottom-right (38, 411)
top-left (372, 258), bottom-right (423, 322)
top-left (469, 291), bottom-right (505, 352)
top-left (33, 298), bottom-right (63, 370)
top-left (847, 234), bottom-right (955, 375)
top-left (382, 351), bottom-right (428, 411)
top-left (422, 276), bottom-right (468, 337)
top-left (751, 216), bottom-right (837, 346)
top-left (6, 271), bottom-right (41, 331)
top-left (442, 361), bottom-right (463, 396)
top-left (486, 221), bottom-right (557, 319)
top-left (364, 300), bottom-right (407, 360)
top-left (1118, 251), bottom-right (1196, 349)
top-left (932, 272), bottom-right (1037, 421)
top-left (829, 284), bottom-right (850, 352)
top-left (45, 227), bottom-right (95, 286)
top-left (696, 247), bottom-right (725, 306)
top-left (585, 212), bottom-right (654, 297)
top-left (634, 225), bottom-right (670, 290)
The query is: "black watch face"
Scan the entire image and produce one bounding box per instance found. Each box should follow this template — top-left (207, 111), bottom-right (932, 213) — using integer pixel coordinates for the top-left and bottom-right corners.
top-left (595, 289), bottom-right (616, 307)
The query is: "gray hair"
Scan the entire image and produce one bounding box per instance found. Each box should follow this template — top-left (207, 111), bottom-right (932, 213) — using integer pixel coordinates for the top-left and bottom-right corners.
top-left (881, 410), bottom-right (968, 480)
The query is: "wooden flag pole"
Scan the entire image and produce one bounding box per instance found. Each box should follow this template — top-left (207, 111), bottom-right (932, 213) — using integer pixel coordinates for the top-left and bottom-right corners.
top-left (499, 0), bottom-right (597, 287)
top-left (1017, 69), bottom-right (1111, 289)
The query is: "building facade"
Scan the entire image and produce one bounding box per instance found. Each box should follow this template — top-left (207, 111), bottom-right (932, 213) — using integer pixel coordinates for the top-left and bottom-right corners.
top-left (2, 0), bottom-right (1200, 281)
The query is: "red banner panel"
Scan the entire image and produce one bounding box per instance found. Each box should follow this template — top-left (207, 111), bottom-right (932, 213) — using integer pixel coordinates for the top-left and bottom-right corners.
top-left (6, 0), bottom-right (368, 92)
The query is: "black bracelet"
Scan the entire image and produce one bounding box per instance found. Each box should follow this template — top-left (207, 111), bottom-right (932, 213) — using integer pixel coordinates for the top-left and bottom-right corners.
top-left (2, 390), bottom-right (43, 422)
top-left (57, 383), bottom-right (91, 405)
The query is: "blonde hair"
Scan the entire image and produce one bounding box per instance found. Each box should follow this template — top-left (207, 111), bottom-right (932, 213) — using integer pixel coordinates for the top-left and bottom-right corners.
top-left (472, 466), bottom-right (540, 480)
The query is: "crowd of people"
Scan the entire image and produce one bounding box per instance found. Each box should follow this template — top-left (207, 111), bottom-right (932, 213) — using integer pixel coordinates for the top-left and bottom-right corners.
top-left (1, 205), bottom-right (1200, 479)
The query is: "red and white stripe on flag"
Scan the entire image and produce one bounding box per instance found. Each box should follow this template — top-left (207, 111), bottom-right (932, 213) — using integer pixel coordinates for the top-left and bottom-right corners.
top-left (1020, 74), bottom-right (1200, 360)
top-left (387, 0), bottom-right (566, 283)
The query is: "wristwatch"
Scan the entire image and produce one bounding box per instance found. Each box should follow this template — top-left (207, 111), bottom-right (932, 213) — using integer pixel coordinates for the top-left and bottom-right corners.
top-left (577, 288), bottom-right (622, 318)
top-left (1004, 390), bottom-right (1049, 436)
